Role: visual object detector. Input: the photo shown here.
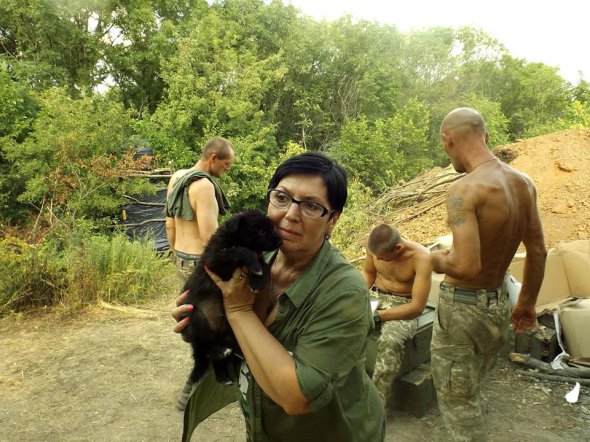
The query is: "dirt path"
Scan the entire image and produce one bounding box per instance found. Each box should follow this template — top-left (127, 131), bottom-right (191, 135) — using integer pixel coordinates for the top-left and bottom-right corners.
top-left (1, 302), bottom-right (589, 442)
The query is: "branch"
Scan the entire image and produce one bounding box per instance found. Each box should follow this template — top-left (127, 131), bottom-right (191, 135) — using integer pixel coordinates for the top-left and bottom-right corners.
top-left (123, 195), bottom-right (164, 207)
top-left (509, 353), bottom-right (590, 378)
top-left (401, 197), bottom-right (446, 222)
top-left (113, 219), bottom-right (165, 228)
top-left (516, 370), bottom-right (590, 386)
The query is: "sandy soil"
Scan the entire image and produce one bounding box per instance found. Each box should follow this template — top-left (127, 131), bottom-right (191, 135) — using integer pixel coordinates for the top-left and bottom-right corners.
top-left (1, 302), bottom-right (589, 442)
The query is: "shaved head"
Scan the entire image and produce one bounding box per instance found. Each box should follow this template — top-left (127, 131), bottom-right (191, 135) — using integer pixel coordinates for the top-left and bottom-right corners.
top-left (202, 137), bottom-right (234, 160)
top-left (440, 107), bottom-right (487, 137)
top-left (368, 224), bottom-right (401, 254)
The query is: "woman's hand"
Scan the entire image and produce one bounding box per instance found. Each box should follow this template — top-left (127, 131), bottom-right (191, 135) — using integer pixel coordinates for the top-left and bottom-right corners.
top-left (171, 289), bottom-right (193, 340)
top-left (204, 266), bottom-right (255, 315)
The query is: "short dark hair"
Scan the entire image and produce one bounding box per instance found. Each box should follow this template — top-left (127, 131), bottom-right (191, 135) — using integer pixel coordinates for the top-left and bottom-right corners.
top-left (202, 137), bottom-right (234, 160)
top-left (268, 152), bottom-right (348, 214)
top-left (367, 224), bottom-right (401, 254)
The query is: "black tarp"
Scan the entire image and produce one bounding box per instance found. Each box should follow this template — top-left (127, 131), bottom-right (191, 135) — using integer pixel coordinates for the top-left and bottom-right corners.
top-left (122, 188), bottom-right (169, 252)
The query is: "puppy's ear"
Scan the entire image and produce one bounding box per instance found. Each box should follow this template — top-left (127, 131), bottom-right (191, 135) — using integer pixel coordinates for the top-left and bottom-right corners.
top-left (225, 213), bottom-right (244, 233)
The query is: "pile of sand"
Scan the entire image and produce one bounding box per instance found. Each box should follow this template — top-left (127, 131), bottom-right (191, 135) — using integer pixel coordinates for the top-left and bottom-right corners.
top-left (374, 128), bottom-right (590, 249)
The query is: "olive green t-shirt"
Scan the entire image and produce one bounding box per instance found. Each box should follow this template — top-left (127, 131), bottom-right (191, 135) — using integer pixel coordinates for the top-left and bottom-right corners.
top-left (183, 240), bottom-right (385, 442)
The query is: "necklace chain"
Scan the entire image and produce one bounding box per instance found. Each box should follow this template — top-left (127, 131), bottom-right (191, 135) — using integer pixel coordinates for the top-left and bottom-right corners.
top-left (473, 158), bottom-right (496, 170)
top-left (267, 255), bottom-right (298, 314)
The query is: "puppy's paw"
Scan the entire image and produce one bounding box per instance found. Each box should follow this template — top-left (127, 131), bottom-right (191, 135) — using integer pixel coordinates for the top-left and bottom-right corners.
top-left (210, 346), bottom-right (233, 360)
top-left (249, 275), bottom-right (266, 292)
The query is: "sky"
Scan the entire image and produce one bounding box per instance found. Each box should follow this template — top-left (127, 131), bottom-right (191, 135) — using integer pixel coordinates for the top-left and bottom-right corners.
top-left (285, 0), bottom-right (588, 85)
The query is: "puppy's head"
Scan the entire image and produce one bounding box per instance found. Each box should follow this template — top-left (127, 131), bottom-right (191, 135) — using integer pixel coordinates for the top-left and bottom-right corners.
top-left (224, 208), bottom-right (282, 252)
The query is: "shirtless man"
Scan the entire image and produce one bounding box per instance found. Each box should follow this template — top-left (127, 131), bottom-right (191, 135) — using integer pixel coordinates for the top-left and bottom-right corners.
top-left (430, 108), bottom-right (547, 441)
top-left (165, 137), bottom-right (234, 290)
top-left (362, 223), bottom-right (432, 405)
top-left (165, 136), bottom-right (234, 410)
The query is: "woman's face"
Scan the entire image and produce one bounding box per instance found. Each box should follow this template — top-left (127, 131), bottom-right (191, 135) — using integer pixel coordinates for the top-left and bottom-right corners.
top-left (267, 174), bottom-right (339, 256)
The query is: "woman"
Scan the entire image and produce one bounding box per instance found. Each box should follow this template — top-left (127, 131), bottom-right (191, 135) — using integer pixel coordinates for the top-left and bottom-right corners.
top-left (172, 152), bottom-right (385, 441)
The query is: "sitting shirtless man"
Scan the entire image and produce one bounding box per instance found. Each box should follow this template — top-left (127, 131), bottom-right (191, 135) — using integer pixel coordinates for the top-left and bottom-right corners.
top-left (362, 224), bottom-right (432, 406)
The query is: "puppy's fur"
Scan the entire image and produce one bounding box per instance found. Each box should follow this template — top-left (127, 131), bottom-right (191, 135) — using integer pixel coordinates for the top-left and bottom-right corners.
top-left (181, 208), bottom-right (281, 384)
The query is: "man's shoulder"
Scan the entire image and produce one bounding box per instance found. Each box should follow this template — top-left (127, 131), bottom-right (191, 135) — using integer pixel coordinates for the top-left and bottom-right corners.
top-left (172, 168), bottom-right (190, 179)
top-left (187, 176), bottom-right (214, 192)
top-left (447, 173), bottom-right (486, 205)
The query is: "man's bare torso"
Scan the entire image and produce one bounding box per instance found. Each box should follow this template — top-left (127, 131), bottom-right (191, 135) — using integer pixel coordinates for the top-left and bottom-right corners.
top-left (446, 161), bottom-right (537, 289)
top-left (373, 242), bottom-right (429, 296)
top-left (168, 169), bottom-right (207, 255)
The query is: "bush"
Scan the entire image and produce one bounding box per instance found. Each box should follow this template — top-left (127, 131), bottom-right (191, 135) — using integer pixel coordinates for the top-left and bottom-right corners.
top-left (0, 229), bottom-right (176, 317)
top-left (0, 236), bottom-right (64, 315)
top-left (331, 179), bottom-right (375, 262)
top-left (58, 232), bottom-right (176, 310)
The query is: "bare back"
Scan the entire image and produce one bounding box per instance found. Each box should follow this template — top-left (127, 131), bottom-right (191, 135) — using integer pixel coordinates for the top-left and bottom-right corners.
top-left (166, 169), bottom-right (219, 255)
top-left (445, 161), bottom-right (541, 288)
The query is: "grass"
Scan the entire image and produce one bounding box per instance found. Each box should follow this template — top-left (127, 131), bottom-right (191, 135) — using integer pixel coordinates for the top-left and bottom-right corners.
top-left (0, 231), bottom-right (175, 316)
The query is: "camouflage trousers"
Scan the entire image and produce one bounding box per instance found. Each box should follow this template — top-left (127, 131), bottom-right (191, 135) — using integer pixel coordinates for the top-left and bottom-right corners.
top-left (431, 282), bottom-right (511, 442)
top-left (370, 288), bottom-right (418, 406)
top-left (172, 251), bottom-right (201, 293)
top-left (172, 251), bottom-right (201, 411)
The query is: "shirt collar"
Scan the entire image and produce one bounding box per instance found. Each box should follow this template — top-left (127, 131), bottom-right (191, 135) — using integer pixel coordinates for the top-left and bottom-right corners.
top-left (266, 239), bottom-right (332, 308)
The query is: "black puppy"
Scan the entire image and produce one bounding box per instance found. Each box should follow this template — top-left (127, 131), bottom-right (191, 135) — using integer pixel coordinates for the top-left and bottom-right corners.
top-left (181, 208), bottom-right (281, 384)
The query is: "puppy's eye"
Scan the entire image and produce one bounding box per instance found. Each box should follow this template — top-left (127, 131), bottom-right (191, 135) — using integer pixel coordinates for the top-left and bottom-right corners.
top-left (257, 229), bottom-right (267, 236)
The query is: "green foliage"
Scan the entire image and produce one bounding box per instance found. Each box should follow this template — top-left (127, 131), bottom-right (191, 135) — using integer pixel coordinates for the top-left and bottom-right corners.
top-left (1, 0), bottom-right (587, 316)
top-left (2, 87), bottom-right (155, 224)
top-left (0, 0), bottom-right (104, 95)
top-left (58, 232), bottom-right (175, 308)
top-left (459, 94), bottom-right (510, 148)
top-left (329, 99), bottom-right (431, 192)
top-left (0, 229), bottom-right (176, 316)
top-left (331, 179), bottom-right (375, 260)
top-left (0, 57), bottom-right (39, 219)
top-left (497, 58), bottom-right (570, 139)
top-left (525, 100), bottom-right (590, 137)
top-left (0, 235), bottom-right (64, 315)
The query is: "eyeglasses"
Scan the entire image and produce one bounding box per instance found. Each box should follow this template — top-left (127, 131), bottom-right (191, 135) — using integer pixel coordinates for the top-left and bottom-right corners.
top-left (267, 189), bottom-right (333, 219)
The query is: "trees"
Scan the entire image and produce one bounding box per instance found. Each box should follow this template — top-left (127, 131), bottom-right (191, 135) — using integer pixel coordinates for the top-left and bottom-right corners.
top-left (329, 100), bottom-right (431, 192)
top-left (1, 0), bottom-right (585, 225)
top-left (3, 88), bottom-right (152, 225)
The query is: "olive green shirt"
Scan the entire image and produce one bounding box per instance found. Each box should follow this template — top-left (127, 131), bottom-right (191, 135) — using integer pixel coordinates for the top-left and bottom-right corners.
top-left (183, 240), bottom-right (385, 442)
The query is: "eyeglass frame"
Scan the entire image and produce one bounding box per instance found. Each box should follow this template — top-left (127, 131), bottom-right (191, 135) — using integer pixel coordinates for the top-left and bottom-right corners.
top-left (267, 189), bottom-right (335, 219)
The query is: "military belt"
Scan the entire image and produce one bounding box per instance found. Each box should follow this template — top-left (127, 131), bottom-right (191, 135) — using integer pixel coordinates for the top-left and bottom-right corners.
top-left (440, 282), bottom-right (502, 305)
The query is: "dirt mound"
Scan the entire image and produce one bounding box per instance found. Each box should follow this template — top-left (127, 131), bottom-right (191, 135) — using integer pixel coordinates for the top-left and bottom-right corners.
top-left (378, 129), bottom-right (590, 249)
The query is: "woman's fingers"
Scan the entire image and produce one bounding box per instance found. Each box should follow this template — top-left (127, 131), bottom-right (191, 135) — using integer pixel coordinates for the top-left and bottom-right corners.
top-left (172, 303), bottom-right (193, 322)
top-left (175, 289), bottom-right (190, 307)
top-left (204, 266), bottom-right (249, 287)
top-left (173, 315), bottom-right (190, 333)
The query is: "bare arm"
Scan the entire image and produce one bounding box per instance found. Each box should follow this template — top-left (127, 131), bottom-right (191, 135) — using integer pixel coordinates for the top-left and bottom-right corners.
top-left (165, 175), bottom-right (177, 251)
top-left (165, 218), bottom-right (176, 252)
top-left (362, 252), bottom-right (377, 288)
top-left (379, 255), bottom-right (432, 321)
top-left (512, 185), bottom-right (547, 333)
top-left (431, 183), bottom-right (482, 280)
top-left (190, 179), bottom-right (219, 244)
top-left (206, 267), bottom-right (311, 416)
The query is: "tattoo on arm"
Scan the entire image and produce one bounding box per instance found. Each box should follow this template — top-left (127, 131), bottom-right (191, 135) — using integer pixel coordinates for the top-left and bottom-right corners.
top-left (447, 195), bottom-right (466, 226)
